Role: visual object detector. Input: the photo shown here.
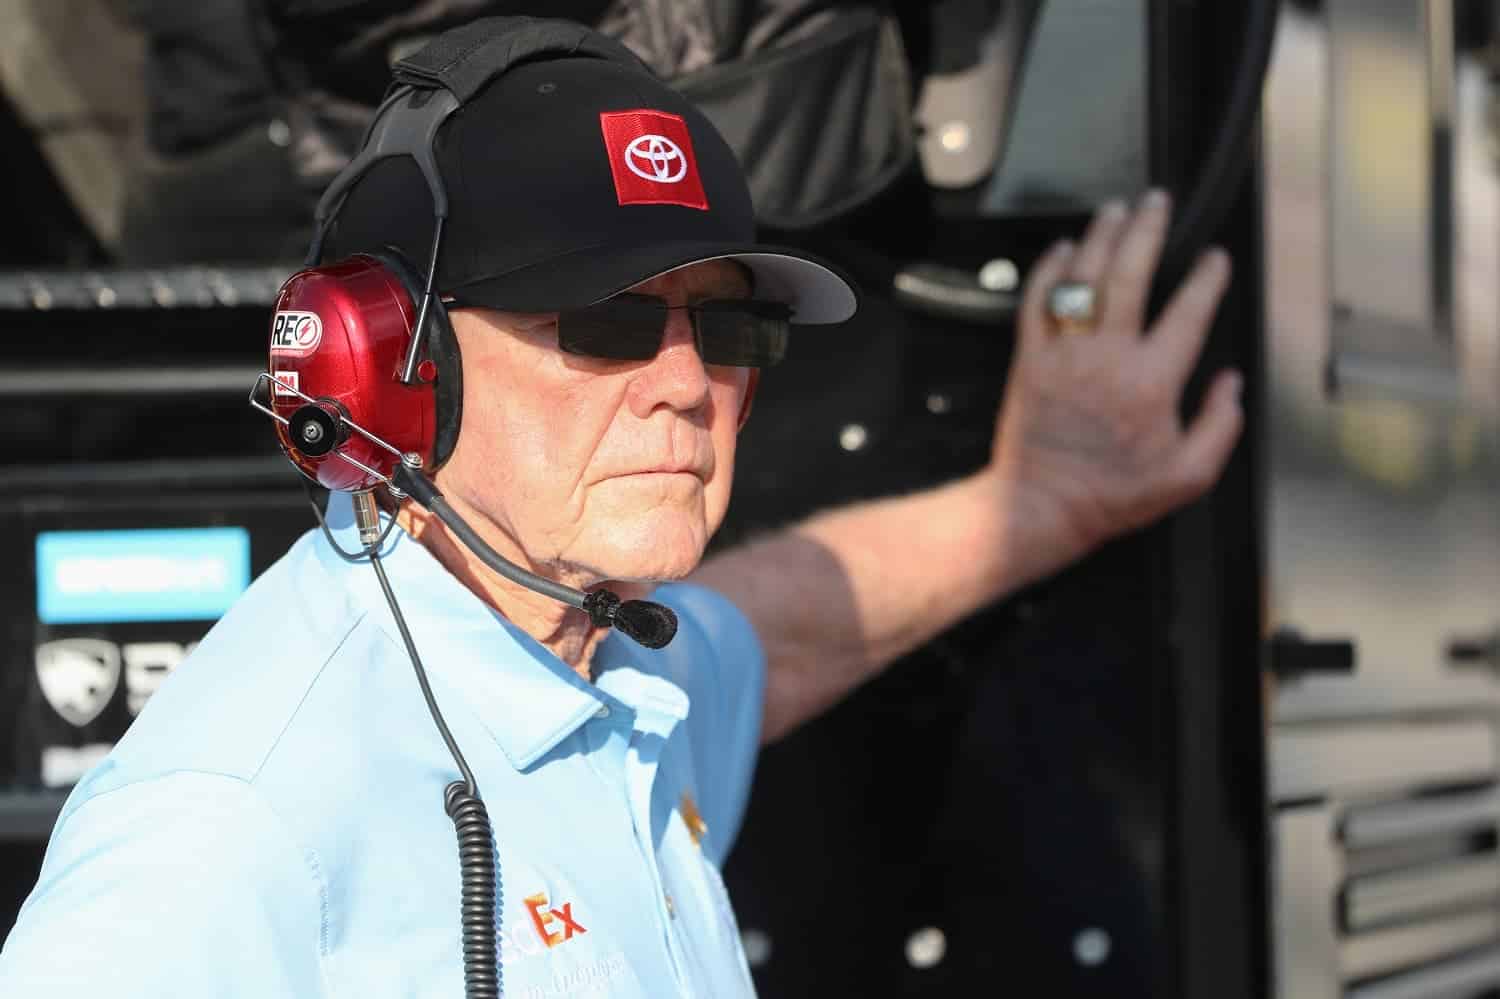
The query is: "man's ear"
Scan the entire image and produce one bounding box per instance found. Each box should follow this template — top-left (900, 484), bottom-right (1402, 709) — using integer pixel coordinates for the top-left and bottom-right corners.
top-left (737, 370), bottom-right (761, 431)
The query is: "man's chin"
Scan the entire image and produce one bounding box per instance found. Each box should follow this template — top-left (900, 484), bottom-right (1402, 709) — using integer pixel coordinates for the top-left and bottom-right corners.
top-left (579, 513), bottom-right (711, 583)
top-left (572, 479), bottom-right (727, 580)
top-left (591, 545), bottom-right (705, 585)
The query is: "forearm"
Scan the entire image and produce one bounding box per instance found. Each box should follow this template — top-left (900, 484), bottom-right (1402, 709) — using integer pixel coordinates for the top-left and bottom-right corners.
top-left (692, 193), bottom-right (1244, 744)
top-left (692, 472), bottom-right (1047, 744)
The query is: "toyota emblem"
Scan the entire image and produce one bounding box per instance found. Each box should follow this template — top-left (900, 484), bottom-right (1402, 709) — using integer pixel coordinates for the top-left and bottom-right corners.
top-left (624, 134), bottom-right (687, 184)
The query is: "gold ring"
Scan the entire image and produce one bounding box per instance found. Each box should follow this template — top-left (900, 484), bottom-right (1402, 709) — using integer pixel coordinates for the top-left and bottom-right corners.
top-left (1046, 281), bottom-right (1099, 334)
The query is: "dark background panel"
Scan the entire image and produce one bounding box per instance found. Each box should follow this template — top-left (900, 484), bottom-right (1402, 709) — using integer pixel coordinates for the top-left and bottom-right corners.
top-left (714, 0), bottom-right (1269, 994)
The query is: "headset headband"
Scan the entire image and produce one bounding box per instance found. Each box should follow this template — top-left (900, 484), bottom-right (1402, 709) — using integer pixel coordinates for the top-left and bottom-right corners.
top-left (310, 14), bottom-right (652, 247)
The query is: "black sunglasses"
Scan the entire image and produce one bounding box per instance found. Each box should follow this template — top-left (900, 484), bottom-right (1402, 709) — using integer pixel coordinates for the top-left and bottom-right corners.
top-left (556, 293), bottom-right (793, 368)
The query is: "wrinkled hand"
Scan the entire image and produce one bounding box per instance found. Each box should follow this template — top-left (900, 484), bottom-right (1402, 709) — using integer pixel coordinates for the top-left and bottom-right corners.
top-left (984, 190), bottom-right (1244, 585)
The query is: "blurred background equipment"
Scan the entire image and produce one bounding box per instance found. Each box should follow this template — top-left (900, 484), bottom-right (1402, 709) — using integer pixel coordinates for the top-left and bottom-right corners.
top-left (1264, 2), bottom-right (1500, 997)
top-left (0, 0), bottom-right (135, 267)
top-left (6, 1), bottom-right (1500, 997)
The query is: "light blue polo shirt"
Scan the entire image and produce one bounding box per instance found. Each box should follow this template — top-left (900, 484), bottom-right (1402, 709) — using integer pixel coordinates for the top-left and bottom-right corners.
top-left (0, 493), bottom-right (766, 998)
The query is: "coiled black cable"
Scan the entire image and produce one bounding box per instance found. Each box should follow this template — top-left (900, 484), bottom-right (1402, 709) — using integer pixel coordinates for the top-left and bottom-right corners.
top-left (369, 549), bottom-right (500, 999)
top-left (446, 782), bottom-right (500, 999)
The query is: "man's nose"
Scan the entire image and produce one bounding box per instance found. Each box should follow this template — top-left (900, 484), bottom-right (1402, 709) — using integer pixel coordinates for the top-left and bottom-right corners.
top-left (625, 310), bottom-right (710, 418)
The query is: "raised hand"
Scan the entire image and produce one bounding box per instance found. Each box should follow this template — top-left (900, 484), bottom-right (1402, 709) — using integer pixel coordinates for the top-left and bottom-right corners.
top-left (983, 190), bottom-right (1245, 585)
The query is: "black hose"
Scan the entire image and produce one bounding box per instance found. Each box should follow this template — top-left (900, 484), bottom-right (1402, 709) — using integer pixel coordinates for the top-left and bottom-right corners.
top-left (1161, 0), bottom-right (1281, 270)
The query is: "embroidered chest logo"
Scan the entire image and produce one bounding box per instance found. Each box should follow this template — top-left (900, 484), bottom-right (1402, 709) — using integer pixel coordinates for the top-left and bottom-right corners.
top-left (680, 791), bottom-right (708, 848)
top-left (523, 892), bottom-right (587, 948)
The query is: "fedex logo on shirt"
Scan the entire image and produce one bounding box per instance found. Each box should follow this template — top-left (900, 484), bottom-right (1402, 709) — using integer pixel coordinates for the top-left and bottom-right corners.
top-left (503, 901), bottom-right (627, 999)
top-left (524, 892), bottom-right (587, 948)
top-left (501, 888), bottom-right (637, 996)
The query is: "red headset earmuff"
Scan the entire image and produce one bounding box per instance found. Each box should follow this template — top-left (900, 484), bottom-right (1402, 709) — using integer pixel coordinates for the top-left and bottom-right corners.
top-left (265, 249), bottom-right (464, 492)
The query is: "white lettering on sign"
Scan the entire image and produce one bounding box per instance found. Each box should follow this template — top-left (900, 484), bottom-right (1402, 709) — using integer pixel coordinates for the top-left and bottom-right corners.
top-left (54, 556), bottom-right (229, 596)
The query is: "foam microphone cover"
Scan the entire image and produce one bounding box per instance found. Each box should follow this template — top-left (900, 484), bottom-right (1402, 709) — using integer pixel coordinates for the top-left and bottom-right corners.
top-left (614, 600), bottom-right (678, 649)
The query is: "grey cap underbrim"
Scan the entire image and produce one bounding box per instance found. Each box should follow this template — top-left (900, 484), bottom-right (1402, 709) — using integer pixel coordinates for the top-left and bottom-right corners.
top-left (645, 250), bottom-right (858, 325)
top-left (445, 240), bottom-right (860, 325)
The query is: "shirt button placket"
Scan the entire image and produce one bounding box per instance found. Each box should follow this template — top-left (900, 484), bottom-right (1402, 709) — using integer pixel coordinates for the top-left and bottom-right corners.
top-left (625, 729), bottom-right (694, 996)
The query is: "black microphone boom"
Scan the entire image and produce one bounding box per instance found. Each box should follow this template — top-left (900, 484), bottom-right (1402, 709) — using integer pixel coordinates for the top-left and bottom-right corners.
top-left (391, 459), bottom-right (679, 649)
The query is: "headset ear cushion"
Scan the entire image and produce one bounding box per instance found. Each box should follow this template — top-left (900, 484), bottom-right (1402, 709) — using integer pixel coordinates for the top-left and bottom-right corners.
top-left (425, 294), bottom-right (462, 469)
top-left (368, 247), bottom-right (463, 470)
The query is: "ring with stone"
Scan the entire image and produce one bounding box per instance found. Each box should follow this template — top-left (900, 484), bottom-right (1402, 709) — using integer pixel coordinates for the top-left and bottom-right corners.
top-left (1045, 281), bottom-right (1100, 334)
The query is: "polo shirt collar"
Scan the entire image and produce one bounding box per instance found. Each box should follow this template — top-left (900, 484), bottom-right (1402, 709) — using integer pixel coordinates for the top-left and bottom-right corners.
top-left (313, 491), bottom-right (610, 771)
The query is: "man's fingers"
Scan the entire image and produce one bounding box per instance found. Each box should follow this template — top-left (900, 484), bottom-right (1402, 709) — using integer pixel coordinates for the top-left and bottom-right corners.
top-left (1067, 200), bottom-right (1129, 286)
top-left (1101, 189), bottom-right (1172, 335)
top-left (1167, 369), bottom-right (1244, 503)
top-left (1147, 248), bottom-right (1232, 386)
top-left (1018, 239), bottom-right (1076, 352)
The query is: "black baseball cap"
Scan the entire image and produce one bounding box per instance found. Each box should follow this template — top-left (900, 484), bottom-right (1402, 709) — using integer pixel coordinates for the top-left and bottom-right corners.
top-left (326, 49), bottom-right (859, 325)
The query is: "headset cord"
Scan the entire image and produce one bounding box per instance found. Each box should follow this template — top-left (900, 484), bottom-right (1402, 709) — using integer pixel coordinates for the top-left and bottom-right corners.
top-left (303, 485), bottom-right (499, 995)
top-left (369, 550), bottom-right (500, 999)
top-left (303, 482), bottom-right (400, 562)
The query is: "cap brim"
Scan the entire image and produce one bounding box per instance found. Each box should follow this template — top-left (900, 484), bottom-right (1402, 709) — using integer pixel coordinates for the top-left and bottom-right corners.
top-left (444, 240), bottom-right (859, 325)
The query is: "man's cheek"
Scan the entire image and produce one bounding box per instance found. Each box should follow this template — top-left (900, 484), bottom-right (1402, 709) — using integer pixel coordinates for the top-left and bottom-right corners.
top-left (702, 469), bottom-right (735, 536)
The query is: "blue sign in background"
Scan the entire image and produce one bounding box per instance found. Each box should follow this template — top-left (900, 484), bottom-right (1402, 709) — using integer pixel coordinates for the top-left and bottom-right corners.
top-left (36, 528), bottom-right (251, 624)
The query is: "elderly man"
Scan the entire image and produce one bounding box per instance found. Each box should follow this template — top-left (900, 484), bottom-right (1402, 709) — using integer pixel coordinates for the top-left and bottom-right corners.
top-left (0, 19), bottom-right (1241, 999)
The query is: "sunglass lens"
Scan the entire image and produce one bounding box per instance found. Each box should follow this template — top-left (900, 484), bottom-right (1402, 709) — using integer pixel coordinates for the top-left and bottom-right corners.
top-left (557, 294), bottom-right (667, 360)
top-left (694, 301), bottom-right (791, 367)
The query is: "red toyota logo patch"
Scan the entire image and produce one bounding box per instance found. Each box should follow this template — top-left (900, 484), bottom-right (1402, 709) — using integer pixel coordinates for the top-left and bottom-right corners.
top-left (599, 110), bottom-right (709, 211)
